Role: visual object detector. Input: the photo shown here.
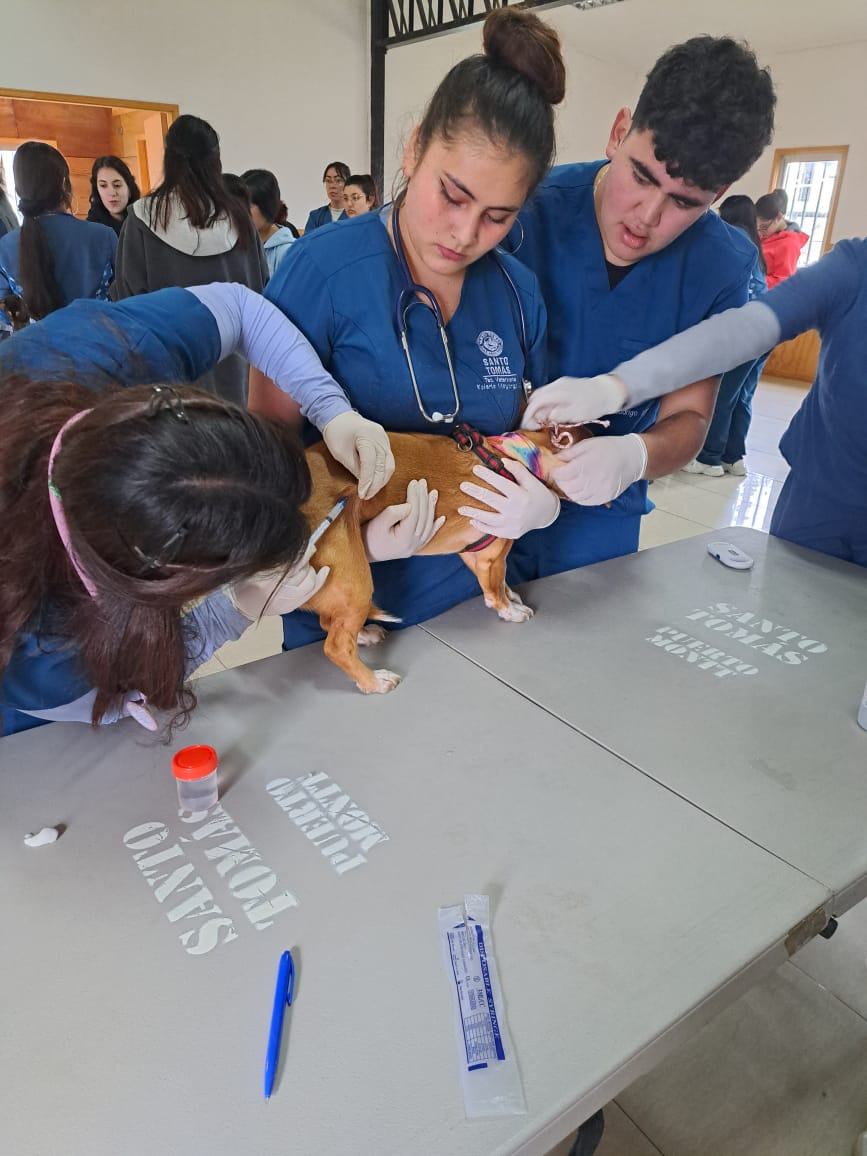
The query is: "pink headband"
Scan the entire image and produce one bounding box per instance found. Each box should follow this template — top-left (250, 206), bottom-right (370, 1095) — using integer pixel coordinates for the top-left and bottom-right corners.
top-left (47, 407), bottom-right (157, 732)
top-left (48, 409), bottom-right (98, 598)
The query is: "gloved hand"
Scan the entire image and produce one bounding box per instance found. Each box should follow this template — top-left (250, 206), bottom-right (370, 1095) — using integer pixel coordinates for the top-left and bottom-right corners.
top-left (363, 478), bottom-right (445, 562)
top-left (322, 411), bottom-right (395, 498)
top-left (520, 374), bottom-right (628, 430)
top-left (458, 459), bottom-right (561, 539)
top-left (228, 542), bottom-right (330, 618)
top-left (555, 433), bottom-right (648, 506)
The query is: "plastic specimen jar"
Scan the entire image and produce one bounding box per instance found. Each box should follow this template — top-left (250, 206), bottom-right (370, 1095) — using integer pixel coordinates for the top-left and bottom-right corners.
top-left (171, 745), bottom-right (219, 812)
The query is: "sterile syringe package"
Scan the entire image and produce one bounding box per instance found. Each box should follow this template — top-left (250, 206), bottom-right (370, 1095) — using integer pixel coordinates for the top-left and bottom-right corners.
top-left (438, 893), bottom-right (527, 1118)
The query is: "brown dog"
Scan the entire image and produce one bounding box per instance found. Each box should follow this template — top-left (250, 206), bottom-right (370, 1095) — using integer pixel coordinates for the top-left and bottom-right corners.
top-left (299, 425), bottom-right (591, 693)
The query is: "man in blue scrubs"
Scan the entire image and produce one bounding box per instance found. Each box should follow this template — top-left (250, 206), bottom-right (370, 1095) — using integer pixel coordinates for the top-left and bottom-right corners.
top-left (506, 36), bottom-right (777, 580)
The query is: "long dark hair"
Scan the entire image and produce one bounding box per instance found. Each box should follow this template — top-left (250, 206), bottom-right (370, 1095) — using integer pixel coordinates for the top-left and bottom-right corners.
top-left (412, 7), bottom-right (566, 196)
top-left (89, 155), bottom-right (141, 215)
top-left (719, 194), bottom-right (767, 274)
top-left (0, 380), bottom-right (311, 734)
top-left (145, 115), bottom-right (251, 248)
top-left (12, 141), bottom-right (72, 320)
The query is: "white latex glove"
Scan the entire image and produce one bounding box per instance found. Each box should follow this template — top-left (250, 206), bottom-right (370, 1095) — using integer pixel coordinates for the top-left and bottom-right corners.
top-left (322, 411), bottom-right (395, 499)
top-left (363, 478), bottom-right (445, 562)
top-left (228, 543), bottom-right (330, 618)
top-left (521, 374), bottom-right (628, 430)
top-left (458, 459), bottom-right (561, 539)
top-left (555, 433), bottom-right (648, 506)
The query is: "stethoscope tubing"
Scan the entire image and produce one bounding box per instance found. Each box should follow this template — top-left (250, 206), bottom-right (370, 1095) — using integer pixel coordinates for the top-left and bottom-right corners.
top-left (391, 198), bottom-right (531, 424)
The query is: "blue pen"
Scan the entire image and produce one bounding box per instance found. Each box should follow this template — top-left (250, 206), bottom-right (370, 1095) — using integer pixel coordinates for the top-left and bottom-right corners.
top-left (264, 949), bottom-right (295, 1100)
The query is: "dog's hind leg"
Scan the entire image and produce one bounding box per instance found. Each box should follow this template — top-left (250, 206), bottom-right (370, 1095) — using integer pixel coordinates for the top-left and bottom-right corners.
top-left (459, 540), bottom-right (534, 623)
top-left (322, 606), bottom-right (401, 693)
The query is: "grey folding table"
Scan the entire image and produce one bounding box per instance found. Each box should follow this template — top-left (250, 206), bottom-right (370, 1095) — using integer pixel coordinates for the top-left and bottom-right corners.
top-left (424, 526), bottom-right (867, 912)
top-left (1, 581), bottom-right (831, 1156)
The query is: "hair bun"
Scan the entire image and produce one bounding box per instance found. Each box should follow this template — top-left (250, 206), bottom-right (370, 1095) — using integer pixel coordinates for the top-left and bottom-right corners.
top-left (483, 8), bottom-right (566, 105)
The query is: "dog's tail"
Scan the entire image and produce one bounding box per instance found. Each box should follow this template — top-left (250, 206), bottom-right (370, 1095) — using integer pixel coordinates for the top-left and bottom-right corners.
top-left (368, 605), bottom-right (402, 624)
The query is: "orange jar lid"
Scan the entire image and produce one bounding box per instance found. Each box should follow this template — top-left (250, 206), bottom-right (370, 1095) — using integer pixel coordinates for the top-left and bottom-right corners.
top-left (172, 744), bottom-right (219, 781)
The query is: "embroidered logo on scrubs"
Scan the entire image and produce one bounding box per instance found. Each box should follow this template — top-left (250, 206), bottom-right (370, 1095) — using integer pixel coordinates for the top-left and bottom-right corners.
top-left (477, 330), bottom-right (504, 357)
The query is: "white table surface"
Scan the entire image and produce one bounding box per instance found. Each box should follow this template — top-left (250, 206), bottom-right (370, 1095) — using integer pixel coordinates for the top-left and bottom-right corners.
top-left (0, 623), bottom-right (830, 1156)
top-left (423, 527), bottom-right (867, 911)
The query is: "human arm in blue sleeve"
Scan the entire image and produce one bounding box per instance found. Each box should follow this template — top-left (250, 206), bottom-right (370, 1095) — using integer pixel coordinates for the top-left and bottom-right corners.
top-left (613, 243), bottom-right (862, 407)
top-left (613, 300), bottom-right (781, 407)
top-left (760, 239), bottom-right (861, 342)
top-left (186, 283), bottom-right (351, 431)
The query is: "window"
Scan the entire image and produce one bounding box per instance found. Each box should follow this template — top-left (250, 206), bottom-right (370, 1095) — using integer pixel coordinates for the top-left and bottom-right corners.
top-left (0, 149), bottom-right (21, 224)
top-left (769, 146), bottom-right (848, 267)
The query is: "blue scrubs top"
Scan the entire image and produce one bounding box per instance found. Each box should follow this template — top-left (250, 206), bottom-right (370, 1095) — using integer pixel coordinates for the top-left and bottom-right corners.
top-left (0, 289), bottom-right (223, 737)
top-left (505, 161), bottom-right (756, 577)
top-left (766, 239), bottom-right (867, 565)
top-left (264, 209), bottom-right (548, 644)
top-left (0, 287), bottom-right (221, 388)
top-left (304, 206), bottom-right (347, 233)
top-left (0, 214), bottom-right (116, 311)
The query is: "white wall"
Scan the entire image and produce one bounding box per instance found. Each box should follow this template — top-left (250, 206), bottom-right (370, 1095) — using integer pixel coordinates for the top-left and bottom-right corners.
top-left (724, 41), bottom-right (867, 245)
top-left (385, 4), bottom-right (866, 249)
top-left (5, 2), bottom-right (863, 243)
top-left (2, 0), bottom-right (369, 228)
top-left (383, 9), bottom-right (638, 198)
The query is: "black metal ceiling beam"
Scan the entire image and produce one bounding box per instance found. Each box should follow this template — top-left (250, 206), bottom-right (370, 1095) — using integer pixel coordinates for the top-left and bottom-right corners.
top-left (370, 0), bottom-right (624, 195)
top-left (382, 0), bottom-right (577, 49)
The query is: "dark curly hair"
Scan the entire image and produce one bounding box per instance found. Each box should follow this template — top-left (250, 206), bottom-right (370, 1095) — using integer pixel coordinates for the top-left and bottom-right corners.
top-left (632, 36), bottom-right (775, 191)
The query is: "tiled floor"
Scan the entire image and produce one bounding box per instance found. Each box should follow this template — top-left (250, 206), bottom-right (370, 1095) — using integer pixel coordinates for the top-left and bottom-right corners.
top-left (197, 379), bottom-right (867, 1155)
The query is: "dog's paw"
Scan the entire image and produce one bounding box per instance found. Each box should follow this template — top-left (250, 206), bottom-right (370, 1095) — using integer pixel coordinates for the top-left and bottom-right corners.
top-left (357, 624), bottom-right (387, 647)
top-left (357, 668), bottom-right (402, 694)
top-left (497, 595), bottom-right (534, 622)
top-left (505, 585), bottom-right (527, 607)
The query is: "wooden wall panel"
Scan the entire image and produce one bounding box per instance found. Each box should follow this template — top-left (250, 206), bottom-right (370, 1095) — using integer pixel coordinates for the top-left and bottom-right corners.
top-left (10, 100), bottom-right (112, 158)
top-left (764, 330), bottom-right (821, 384)
top-left (0, 98), bottom-right (17, 137)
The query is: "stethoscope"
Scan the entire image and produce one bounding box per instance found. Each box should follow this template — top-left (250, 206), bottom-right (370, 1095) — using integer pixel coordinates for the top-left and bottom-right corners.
top-left (391, 198), bottom-right (532, 424)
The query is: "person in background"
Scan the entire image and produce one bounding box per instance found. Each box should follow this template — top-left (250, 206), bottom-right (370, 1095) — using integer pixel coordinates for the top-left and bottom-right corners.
top-left (0, 160), bottom-right (18, 238)
top-left (342, 173), bottom-right (378, 218)
top-left (511, 36), bottom-right (775, 580)
top-left (112, 114), bottom-right (268, 406)
top-left (682, 194), bottom-right (769, 476)
top-left (769, 186), bottom-right (798, 231)
top-left (86, 155), bottom-right (141, 236)
top-left (0, 279), bottom-right (396, 738)
top-left (275, 202), bottom-right (300, 238)
top-left (541, 237), bottom-right (867, 568)
top-left (221, 172), bottom-right (251, 206)
top-left (0, 142), bottom-right (116, 330)
top-left (241, 168), bottom-right (297, 276)
top-left (755, 191), bottom-right (808, 287)
top-left (304, 161), bottom-right (349, 232)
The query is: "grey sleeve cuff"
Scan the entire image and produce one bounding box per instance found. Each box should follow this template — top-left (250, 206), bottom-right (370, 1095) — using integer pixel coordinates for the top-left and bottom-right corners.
top-left (183, 589), bottom-right (253, 675)
top-left (185, 283), bottom-right (351, 430)
top-left (614, 301), bottom-right (782, 406)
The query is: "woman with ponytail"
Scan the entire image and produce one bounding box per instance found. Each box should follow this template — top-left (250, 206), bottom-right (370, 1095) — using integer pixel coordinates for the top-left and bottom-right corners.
top-left (0, 142), bottom-right (116, 328)
top-left (255, 7), bottom-right (570, 652)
